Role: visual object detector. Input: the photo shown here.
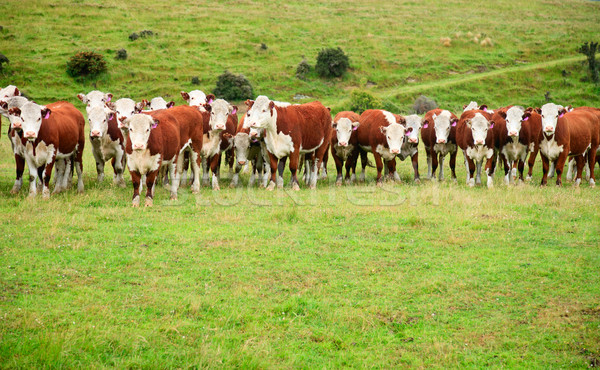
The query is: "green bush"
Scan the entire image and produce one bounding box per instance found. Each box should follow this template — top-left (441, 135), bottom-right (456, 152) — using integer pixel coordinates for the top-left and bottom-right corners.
top-left (315, 47), bottom-right (349, 78)
top-left (0, 53), bottom-right (8, 72)
top-left (213, 71), bottom-right (254, 100)
top-left (349, 90), bottom-right (383, 114)
top-left (66, 51), bottom-right (107, 78)
top-left (296, 59), bottom-right (311, 80)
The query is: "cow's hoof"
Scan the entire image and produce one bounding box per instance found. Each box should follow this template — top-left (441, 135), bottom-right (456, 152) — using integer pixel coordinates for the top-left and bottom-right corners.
top-left (132, 196), bottom-right (140, 207)
top-left (292, 183), bottom-right (300, 191)
top-left (335, 180), bottom-right (342, 187)
top-left (145, 198), bottom-right (153, 207)
top-left (526, 175), bottom-right (532, 181)
top-left (266, 181), bottom-right (276, 191)
top-left (589, 179), bottom-right (596, 188)
top-left (376, 181), bottom-right (383, 188)
top-left (414, 178), bottom-right (421, 184)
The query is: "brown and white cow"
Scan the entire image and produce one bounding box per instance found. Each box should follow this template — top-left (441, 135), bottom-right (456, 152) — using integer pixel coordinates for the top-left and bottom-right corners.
top-left (395, 114), bottom-right (422, 183)
top-left (85, 106), bottom-right (126, 186)
top-left (492, 106), bottom-right (542, 184)
top-left (122, 110), bottom-right (183, 206)
top-left (146, 97), bottom-right (175, 111)
top-left (456, 109), bottom-right (496, 188)
top-left (8, 101), bottom-right (85, 198)
top-left (0, 85), bottom-right (21, 137)
top-left (537, 103), bottom-right (599, 187)
top-left (244, 96), bottom-right (331, 190)
top-left (331, 111), bottom-right (360, 185)
top-left (421, 109), bottom-right (459, 181)
top-left (77, 90), bottom-right (113, 114)
top-left (565, 107), bottom-right (600, 182)
top-left (201, 98), bottom-right (237, 190)
top-left (181, 90), bottom-right (210, 110)
top-left (231, 115), bottom-right (270, 187)
top-left (108, 98), bottom-right (147, 135)
top-left (1, 96), bottom-right (31, 193)
top-left (356, 109), bottom-right (408, 185)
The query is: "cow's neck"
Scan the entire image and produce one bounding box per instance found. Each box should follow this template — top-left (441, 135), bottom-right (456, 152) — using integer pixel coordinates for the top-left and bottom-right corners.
top-left (263, 109), bottom-right (294, 158)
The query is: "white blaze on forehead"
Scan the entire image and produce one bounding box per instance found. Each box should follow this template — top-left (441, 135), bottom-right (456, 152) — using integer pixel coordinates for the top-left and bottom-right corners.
top-left (127, 114), bottom-right (154, 149)
top-left (1, 85), bottom-right (20, 98)
top-left (186, 90), bottom-right (208, 107)
top-left (505, 106), bottom-right (525, 135)
top-left (463, 101), bottom-right (479, 112)
top-left (114, 98), bottom-right (140, 122)
top-left (246, 95), bottom-right (273, 129)
top-left (335, 117), bottom-right (356, 145)
top-left (19, 102), bottom-right (46, 137)
top-left (433, 110), bottom-right (453, 142)
top-left (81, 90), bottom-right (110, 106)
top-left (469, 113), bottom-right (490, 144)
top-left (381, 110), bottom-right (396, 125)
top-left (541, 103), bottom-right (562, 132)
top-left (404, 114), bottom-right (421, 142)
top-left (209, 99), bottom-right (233, 130)
top-left (383, 123), bottom-right (406, 152)
top-left (149, 97), bottom-right (169, 111)
top-left (88, 106), bottom-right (110, 136)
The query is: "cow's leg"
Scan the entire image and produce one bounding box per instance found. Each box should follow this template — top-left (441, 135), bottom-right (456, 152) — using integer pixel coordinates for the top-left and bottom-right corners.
top-left (75, 148), bottom-right (84, 194)
top-left (383, 159), bottom-right (390, 178)
top-left (463, 152), bottom-right (471, 184)
top-left (277, 157), bottom-right (287, 189)
top-left (288, 150), bottom-right (301, 191)
top-left (359, 150), bottom-right (368, 182)
top-left (333, 150), bottom-right (344, 186)
top-left (554, 152), bottom-right (568, 187)
top-left (526, 148), bottom-right (538, 181)
top-left (202, 157), bottom-right (210, 187)
top-left (114, 149), bottom-right (126, 187)
top-left (210, 154), bottom-right (221, 190)
top-left (449, 149), bottom-right (457, 180)
top-left (426, 149), bottom-right (433, 179)
top-left (466, 156), bottom-right (476, 187)
top-left (181, 151), bottom-right (190, 186)
top-left (231, 163), bottom-right (242, 188)
top-left (438, 153), bottom-right (445, 181)
top-left (226, 147), bottom-right (235, 175)
top-left (319, 149), bottom-right (329, 180)
top-left (431, 150), bottom-right (439, 180)
top-left (485, 155), bottom-right (495, 189)
top-left (517, 158), bottom-right (526, 182)
top-left (26, 158), bottom-right (38, 197)
top-left (566, 158), bottom-right (575, 182)
top-left (170, 158), bottom-right (180, 200)
top-left (145, 169), bottom-right (159, 207)
top-left (52, 159), bottom-right (66, 194)
top-left (411, 152), bottom-right (420, 183)
top-left (130, 171), bottom-right (141, 207)
top-left (347, 149), bottom-right (359, 184)
top-left (266, 152), bottom-right (279, 191)
top-left (41, 160), bottom-right (55, 199)
top-left (475, 160), bottom-right (482, 186)
top-left (540, 155), bottom-right (550, 186)
top-left (189, 147), bottom-right (202, 193)
top-left (92, 149), bottom-right (105, 183)
top-left (388, 158), bottom-right (400, 183)
top-left (573, 155), bottom-right (586, 187)
top-left (11, 154), bottom-right (25, 194)
top-left (373, 152), bottom-right (384, 186)
top-left (548, 162), bottom-right (556, 179)
top-left (498, 153), bottom-right (509, 185)
top-left (587, 146), bottom-right (597, 187)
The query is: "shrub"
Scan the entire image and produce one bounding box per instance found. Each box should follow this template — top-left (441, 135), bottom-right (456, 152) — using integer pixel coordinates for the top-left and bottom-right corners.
top-left (115, 49), bottom-right (127, 60)
top-left (296, 59), bottom-right (311, 80)
top-left (349, 90), bottom-right (382, 114)
top-left (412, 95), bottom-right (438, 114)
top-left (0, 53), bottom-right (8, 72)
top-left (191, 76), bottom-right (200, 85)
top-left (128, 32), bottom-right (139, 41)
top-left (315, 47), bottom-right (349, 78)
top-left (578, 41), bottom-right (599, 83)
top-left (139, 30), bottom-right (154, 38)
top-left (213, 71), bottom-right (254, 100)
top-left (66, 51), bottom-right (107, 78)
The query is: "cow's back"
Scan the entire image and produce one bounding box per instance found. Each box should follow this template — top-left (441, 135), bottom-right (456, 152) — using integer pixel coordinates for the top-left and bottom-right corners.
top-left (356, 109), bottom-right (383, 146)
top-left (334, 111), bottom-right (360, 123)
top-left (276, 101), bottom-right (331, 149)
top-left (45, 102), bottom-right (85, 154)
top-left (563, 110), bottom-right (597, 155)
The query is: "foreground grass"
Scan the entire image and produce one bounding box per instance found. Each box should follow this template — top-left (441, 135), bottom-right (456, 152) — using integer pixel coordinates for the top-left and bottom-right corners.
top-left (1, 135), bottom-right (600, 367)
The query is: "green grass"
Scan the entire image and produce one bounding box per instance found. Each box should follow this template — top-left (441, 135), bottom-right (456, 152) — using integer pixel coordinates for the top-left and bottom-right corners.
top-left (1, 0), bottom-right (600, 367)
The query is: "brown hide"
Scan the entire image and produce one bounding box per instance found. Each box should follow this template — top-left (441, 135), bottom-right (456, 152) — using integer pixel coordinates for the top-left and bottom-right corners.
top-left (456, 109), bottom-right (495, 151)
top-left (421, 109), bottom-right (458, 149)
top-left (273, 101), bottom-right (332, 152)
top-left (126, 110), bottom-right (181, 163)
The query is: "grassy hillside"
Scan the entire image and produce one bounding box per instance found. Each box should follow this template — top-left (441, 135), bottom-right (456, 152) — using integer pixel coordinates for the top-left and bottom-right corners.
top-left (1, 0), bottom-right (600, 368)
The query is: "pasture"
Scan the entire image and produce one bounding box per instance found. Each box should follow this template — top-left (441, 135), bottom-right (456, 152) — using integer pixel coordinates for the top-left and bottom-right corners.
top-left (1, 0), bottom-right (600, 367)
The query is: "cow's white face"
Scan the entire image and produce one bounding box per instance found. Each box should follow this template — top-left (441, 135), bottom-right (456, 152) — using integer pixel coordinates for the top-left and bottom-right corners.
top-left (505, 106), bottom-right (526, 138)
top-left (88, 105), bottom-right (113, 139)
top-left (404, 114), bottom-right (421, 144)
top-left (208, 99), bottom-right (236, 131)
top-left (1, 85), bottom-right (20, 99)
top-left (381, 123), bottom-right (407, 154)
top-left (540, 103), bottom-right (565, 135)
top-left (112, 98), bottom-right (145, 128)
top-left (0, 96), bottom-right (28, 122)
top-left (433, 110), bottom-right (456, 144)
top-left (148, 97), bottom-right (174, 111)
top-left (463, 101), bottom-right (479, 112)
top-left (334, 117), bottom-right (359, 147)
top-left (233, 133), bottom-right (252, 165)
top-left (124, 114), bottom-right (155, 151)
top-left (17, 102), bottom-right (49, 140)
top-left (78, 90), bottom-right (112, 113)
top-left (467, 113), bottom-right (492, 146)
top-left (182, 90), bottom-right (208, 109)
top-left (245, 95), bottom-right (274, 130)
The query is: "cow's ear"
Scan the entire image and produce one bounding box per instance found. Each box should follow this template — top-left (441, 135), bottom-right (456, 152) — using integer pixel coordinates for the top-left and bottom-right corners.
top-left (498, 111), bottom-right (507, 119)
top-left (352, 121), bottom-right (360, 129)
top-left (230, 105), bottom-right (238, 115)
top-left (244, 99), bottom-right (254, 108)
top-left (558, 107), bottom-right (567, 118)
top-left (269, 101), bottom-right (275, 110)
top-left (223, 132), bottom-right (233, 139)
top-left (397, 116), bottom-right (406, 126)
top-left (332, 122), bottom-right (337, 129)
top-left (522, 112), bottom-right (531, 121)
top-left (534, 107), bottom-right (541, 114)
top-left (0, 101), bottom-right (7, 110)
top-left (141, 99), bottom-right (149, 108)
top-left (8, 107), bottom-right (21, 116)
top-left (206, 94), bottom-right (215, 104)
top-left (41, 107), bottom-right (51, 119)
top-left (405, 127), bottom-right (414, 135)
top-left (489, 120), bottom-right (495, 129)
top-left (462, 104), bottom-right (468, 110)
top-left (421, 118), bottom-right (429, 129)
top-left (566, 104), bottom-right (574, 112)
top-left (326, 107), bottom-right (331, 112)
top-left (77, 93), bottom-right (87, 103)
top-left (479, 104), bottom-right (488, 112)
top-left (380, 126), bottom-right (388, 134)
top-left (105, 101), bottom-right (116, 111)
top-left (13, 87), bottom-right (20, 96)
top-left (465, 119), bottom-right (472, 128)
top-left (151, 119), bottom-right (159, 129)
top-left (136, 101), bottom-right (146, 112)
top-left (180, 91), bottom-right (190, 102)
top-left (451, 117), bottom-right (458, 127)
top-left (105, 93), bottom-right (113, 102)
top-left (167, 101), bottom-right (175, 109)
top-left (203, 103), bottom-right (212, 112)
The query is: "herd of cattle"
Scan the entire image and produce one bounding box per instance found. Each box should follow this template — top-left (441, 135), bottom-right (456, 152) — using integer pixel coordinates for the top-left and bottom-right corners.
top-left (1, 84), bottom-right (599, 206)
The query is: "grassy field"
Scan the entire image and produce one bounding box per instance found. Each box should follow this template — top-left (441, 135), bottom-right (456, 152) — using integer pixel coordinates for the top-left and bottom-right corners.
top-left (2, 0), bottom-right (600, 368)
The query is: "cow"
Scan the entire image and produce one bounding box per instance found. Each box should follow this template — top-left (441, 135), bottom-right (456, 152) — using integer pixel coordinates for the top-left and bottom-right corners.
top-left (0, 85), bottom-right (20, 99)
top-left (244, 96), bottom-right (331, 190)
top-left (492, 106), bottom-right (542, 184)
top-left (421, 109), bottom-right (459, 181)
top-left (122, 110), bottom-right (183, 206)
top-left (456, 109), bottom-right (496, 188)
top-left (356, 109), bottom-right (408, 185)
top-left (181, 90), bottom-right (210, 110)
top-left (107, 98), bottom-right (147, 135)
top-left (231, 116), bottom-right (270, 187)
top-left (201, 98), bottom-right (237, 190)
top-left (537, 103), bottom-right (599, 187)
top-left (1, 96), bottom-right (31, 193)
top-left (330, 111), bottom-right (360, 185)
top-left (395, 114), bottom-right (422, 183)
top-left (145, 97), bottom-right (175, 111)
top-left (85, 106), bottom-right (126, 186)
top-left (77, 90), bottom-right (113, 113)
top-left (565, 107), bottom-right (600, 183)
top-left (8, 101), bottom-right (85, 198)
